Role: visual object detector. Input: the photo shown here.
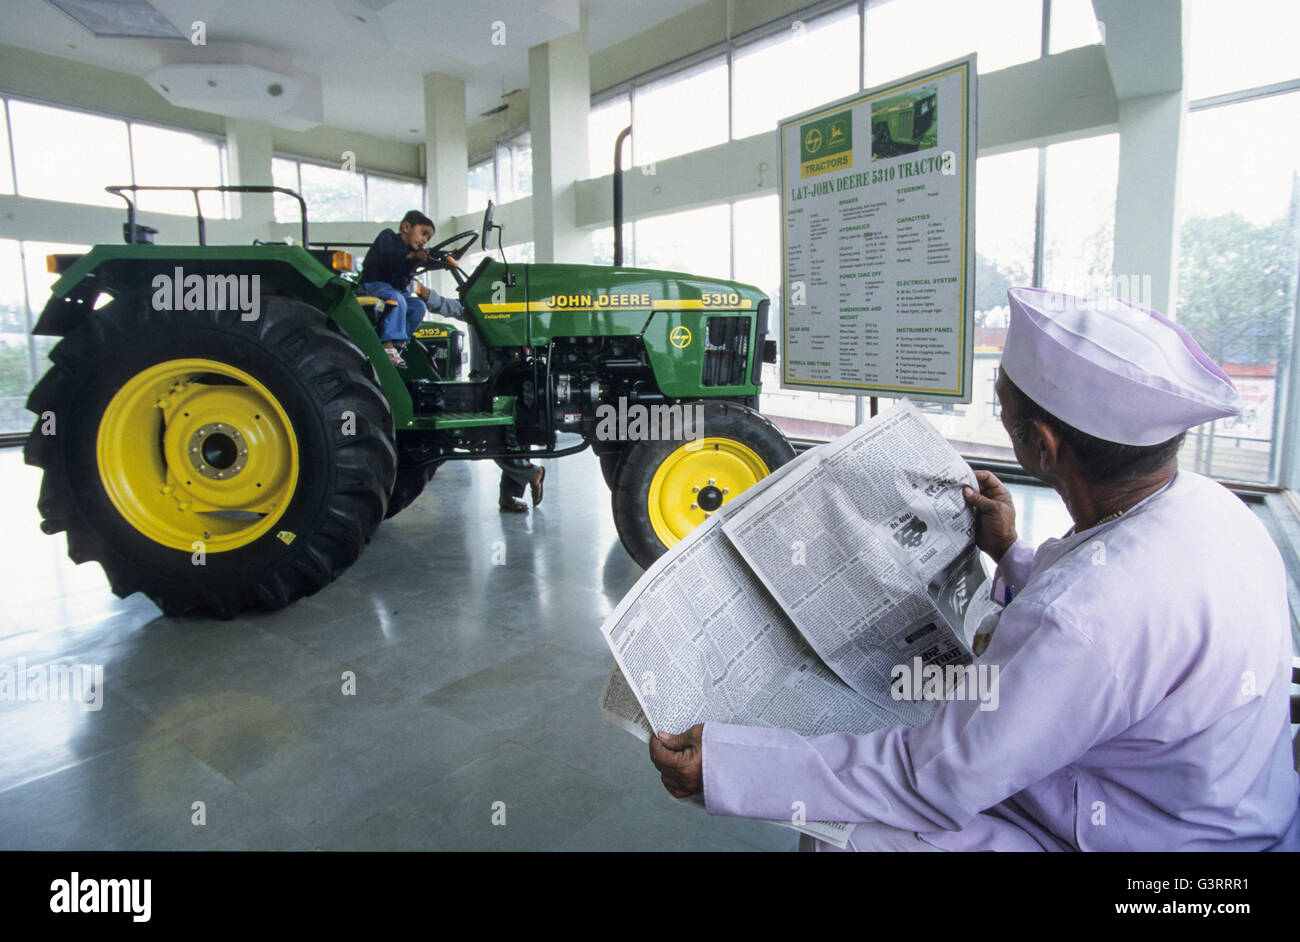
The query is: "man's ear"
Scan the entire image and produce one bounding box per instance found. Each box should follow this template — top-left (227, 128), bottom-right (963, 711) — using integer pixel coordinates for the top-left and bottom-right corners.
top-left (1034, 420), bottom-right (1064, 471)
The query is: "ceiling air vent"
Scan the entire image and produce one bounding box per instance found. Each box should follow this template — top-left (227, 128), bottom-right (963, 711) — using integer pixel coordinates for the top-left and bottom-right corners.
top-left (47, 0), bottom-right (185, 39)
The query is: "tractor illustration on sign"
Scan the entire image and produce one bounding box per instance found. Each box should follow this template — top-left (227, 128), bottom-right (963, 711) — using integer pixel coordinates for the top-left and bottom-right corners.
top-left (871, 85), bottom-right (939, 160)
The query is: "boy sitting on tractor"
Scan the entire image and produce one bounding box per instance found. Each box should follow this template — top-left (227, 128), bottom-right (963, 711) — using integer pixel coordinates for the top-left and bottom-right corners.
top-left (360, 209), bottom-right (464, 368)
top-left (360, 209), bottom-right (544, 512)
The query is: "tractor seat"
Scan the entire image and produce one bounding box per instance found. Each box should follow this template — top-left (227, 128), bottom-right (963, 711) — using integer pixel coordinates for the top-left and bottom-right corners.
top-left (355, 295), bottom-right (399, 328)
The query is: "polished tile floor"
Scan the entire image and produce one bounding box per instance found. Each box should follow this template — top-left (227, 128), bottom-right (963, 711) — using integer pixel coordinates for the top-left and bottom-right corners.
top-left (2, 445), bottom-right (806, 851)
top-left (0, 443), bottom-right (1175, 851)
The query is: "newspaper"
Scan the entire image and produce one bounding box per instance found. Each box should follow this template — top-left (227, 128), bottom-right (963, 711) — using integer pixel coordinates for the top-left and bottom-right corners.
top-left (596, 400), bottom-right (998, 848)
top-left (722, 401), bottom-right (998, 708)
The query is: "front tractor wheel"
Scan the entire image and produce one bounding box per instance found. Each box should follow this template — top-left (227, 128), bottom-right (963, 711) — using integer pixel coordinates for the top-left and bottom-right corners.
top-left (611, 401), bottom-right (795, 568)
top-left (24, 293), bottom-right (396, 617)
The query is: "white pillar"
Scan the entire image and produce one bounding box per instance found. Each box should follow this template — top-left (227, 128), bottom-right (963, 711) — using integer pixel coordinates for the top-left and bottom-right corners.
top-left (223, 117), bottom-right (274, 236)
top-left (1112, 90), bottom-right (1185, 317)
top-left (528, 12), bottom-right (592, 263)
top-left (423, 72), bottom-right (468, 229)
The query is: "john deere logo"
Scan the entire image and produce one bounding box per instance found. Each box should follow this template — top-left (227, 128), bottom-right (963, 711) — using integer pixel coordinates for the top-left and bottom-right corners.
top-left (669, 326), bottom-right (692, 349)
top-left (799, 110), bottom-right (853, 178)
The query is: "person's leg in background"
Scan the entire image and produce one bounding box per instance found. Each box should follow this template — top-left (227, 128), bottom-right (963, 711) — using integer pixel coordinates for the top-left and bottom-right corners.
top-left (495, 458), bottom-right (543, 513)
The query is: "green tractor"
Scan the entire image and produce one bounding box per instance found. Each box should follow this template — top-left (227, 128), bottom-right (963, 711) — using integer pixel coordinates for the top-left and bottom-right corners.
top-left (24, 173), bottom-right (793, 617)
top-left (871, 85), bottom-right (939, 160)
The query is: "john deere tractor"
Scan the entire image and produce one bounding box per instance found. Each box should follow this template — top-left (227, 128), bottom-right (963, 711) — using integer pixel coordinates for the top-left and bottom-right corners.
top-left (871, 85), bottom-right (939, 160)
top-left (24, 174), bottom-right (792, 617)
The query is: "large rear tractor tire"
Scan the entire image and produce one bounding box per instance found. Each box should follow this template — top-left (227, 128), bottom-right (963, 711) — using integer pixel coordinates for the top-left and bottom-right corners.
top-left (611, 401), bottom-right (795, 569)
top-left (24, 293), bottom-right (396, 617)
top-left (384, 463), bottom-right (438, 519)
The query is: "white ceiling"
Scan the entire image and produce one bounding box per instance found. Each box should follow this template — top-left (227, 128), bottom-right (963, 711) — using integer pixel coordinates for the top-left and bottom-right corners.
top-left (0, 0), bottom-right (711, 140)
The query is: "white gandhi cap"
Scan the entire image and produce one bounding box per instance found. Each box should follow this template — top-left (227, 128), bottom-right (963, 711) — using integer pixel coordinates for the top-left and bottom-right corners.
top-left (1001, 287), bottom-right (1242, 447)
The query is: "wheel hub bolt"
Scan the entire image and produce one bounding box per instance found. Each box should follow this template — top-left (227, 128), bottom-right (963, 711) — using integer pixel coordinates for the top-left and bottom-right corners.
top-left (188, 423), bottom-right (248, 480)
top-left (696, 484), bottom-right (725, 512)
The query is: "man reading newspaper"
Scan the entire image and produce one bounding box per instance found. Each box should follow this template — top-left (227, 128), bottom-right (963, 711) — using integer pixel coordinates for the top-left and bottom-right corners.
top-left (648, 287), bottom-right (1300, 851)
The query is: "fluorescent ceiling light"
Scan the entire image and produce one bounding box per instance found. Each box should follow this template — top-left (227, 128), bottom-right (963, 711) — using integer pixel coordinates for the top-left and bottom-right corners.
top-left (47, 0), bottom-right (185, 39)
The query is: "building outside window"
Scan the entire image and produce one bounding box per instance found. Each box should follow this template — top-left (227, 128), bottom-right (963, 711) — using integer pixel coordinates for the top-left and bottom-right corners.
top-left (632, 55), bottom-right (728, 167)
top-left (632, 203), bottom-right (731, 280)
top-left (1177, 92), bottom-right (1299, 485)
top-left (864, 0), bottom-right (1042, 86)
top-left (1171, 0), bottom-right (1300, 485)
top-left (588, 93), bottom-right (630, 178)
top-left (1047, 0), bottom-right (1105, 52)
top-left (273, 156), bottom-right (423, 224)
top-left (466, 129), bottom-right (533, 209)
top-left (0, 239), bottom-right (90, 436)
top-left (467, 157), bottom-right (495, 213)
top-left (731, 5), bottom-right (860, 141)
top-left (126, 122), bottom-right (228, 217)
top-left (0, 97), bottom-right (233, 434)
top-left (8, 99), bottom-right (133, 208)
top-left (496, 130), bottom-right (533, 202)
top-left (7, 98), bottom-right (228, 215)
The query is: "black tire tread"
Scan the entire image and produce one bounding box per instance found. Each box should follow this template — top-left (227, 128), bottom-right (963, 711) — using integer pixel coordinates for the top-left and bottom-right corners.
top-left (611, 400), bottom-right (794, 569)
top-left (384, 463), bottom-right (439, 520)
top-left (24, 293), bottom-right (396, 616)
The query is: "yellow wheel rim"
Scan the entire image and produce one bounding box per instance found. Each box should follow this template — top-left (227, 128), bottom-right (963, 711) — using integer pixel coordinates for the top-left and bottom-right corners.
top-left (96, 358), bottom-right (299, 552)
top-left (647, 437), bottom-right (769, 549)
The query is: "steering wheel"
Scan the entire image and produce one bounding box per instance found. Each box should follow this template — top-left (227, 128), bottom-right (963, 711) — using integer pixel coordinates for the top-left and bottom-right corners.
top-left (409, 230), bottom-right (479, 277)
top-left (428, 229), bottom-right (479, 261)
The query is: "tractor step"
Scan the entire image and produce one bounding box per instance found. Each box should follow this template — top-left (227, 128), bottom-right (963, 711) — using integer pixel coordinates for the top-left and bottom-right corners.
top-left (430, 395), bottom-right (516, 429)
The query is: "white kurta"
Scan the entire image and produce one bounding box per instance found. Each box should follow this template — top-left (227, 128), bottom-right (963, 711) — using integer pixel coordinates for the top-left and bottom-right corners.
top-left (702, 471), bottom-right (1300, 851)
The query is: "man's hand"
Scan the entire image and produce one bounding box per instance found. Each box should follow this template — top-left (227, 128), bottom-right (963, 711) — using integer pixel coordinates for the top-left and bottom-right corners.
top-left (414, 282), bottom-right (430, 302)
top-left (649, 724), bottom-right (704, 798)
top-left (963, 469), bottom-right (1018, 563)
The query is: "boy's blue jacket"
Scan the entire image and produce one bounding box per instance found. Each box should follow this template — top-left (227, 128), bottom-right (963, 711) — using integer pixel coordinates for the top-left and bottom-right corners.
top-left (360, 228), bottom-right (413, 291)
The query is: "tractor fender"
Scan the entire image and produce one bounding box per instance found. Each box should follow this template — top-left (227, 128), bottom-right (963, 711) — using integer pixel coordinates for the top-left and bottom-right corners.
top-left (31, 247), bottom-right (414, 427)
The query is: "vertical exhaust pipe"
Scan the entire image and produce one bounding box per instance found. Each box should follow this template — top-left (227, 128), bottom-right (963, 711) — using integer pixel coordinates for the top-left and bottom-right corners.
top-left (613, 125), bottom-right (632, 266)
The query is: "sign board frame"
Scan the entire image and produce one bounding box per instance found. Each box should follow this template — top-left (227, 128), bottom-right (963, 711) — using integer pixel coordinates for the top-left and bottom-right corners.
top-left (778, 54), bottom-right (978, 403)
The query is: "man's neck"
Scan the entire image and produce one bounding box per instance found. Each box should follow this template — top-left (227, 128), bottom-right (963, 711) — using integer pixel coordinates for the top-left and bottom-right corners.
top-left (1061, 466), bottom-right (1177, 531)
